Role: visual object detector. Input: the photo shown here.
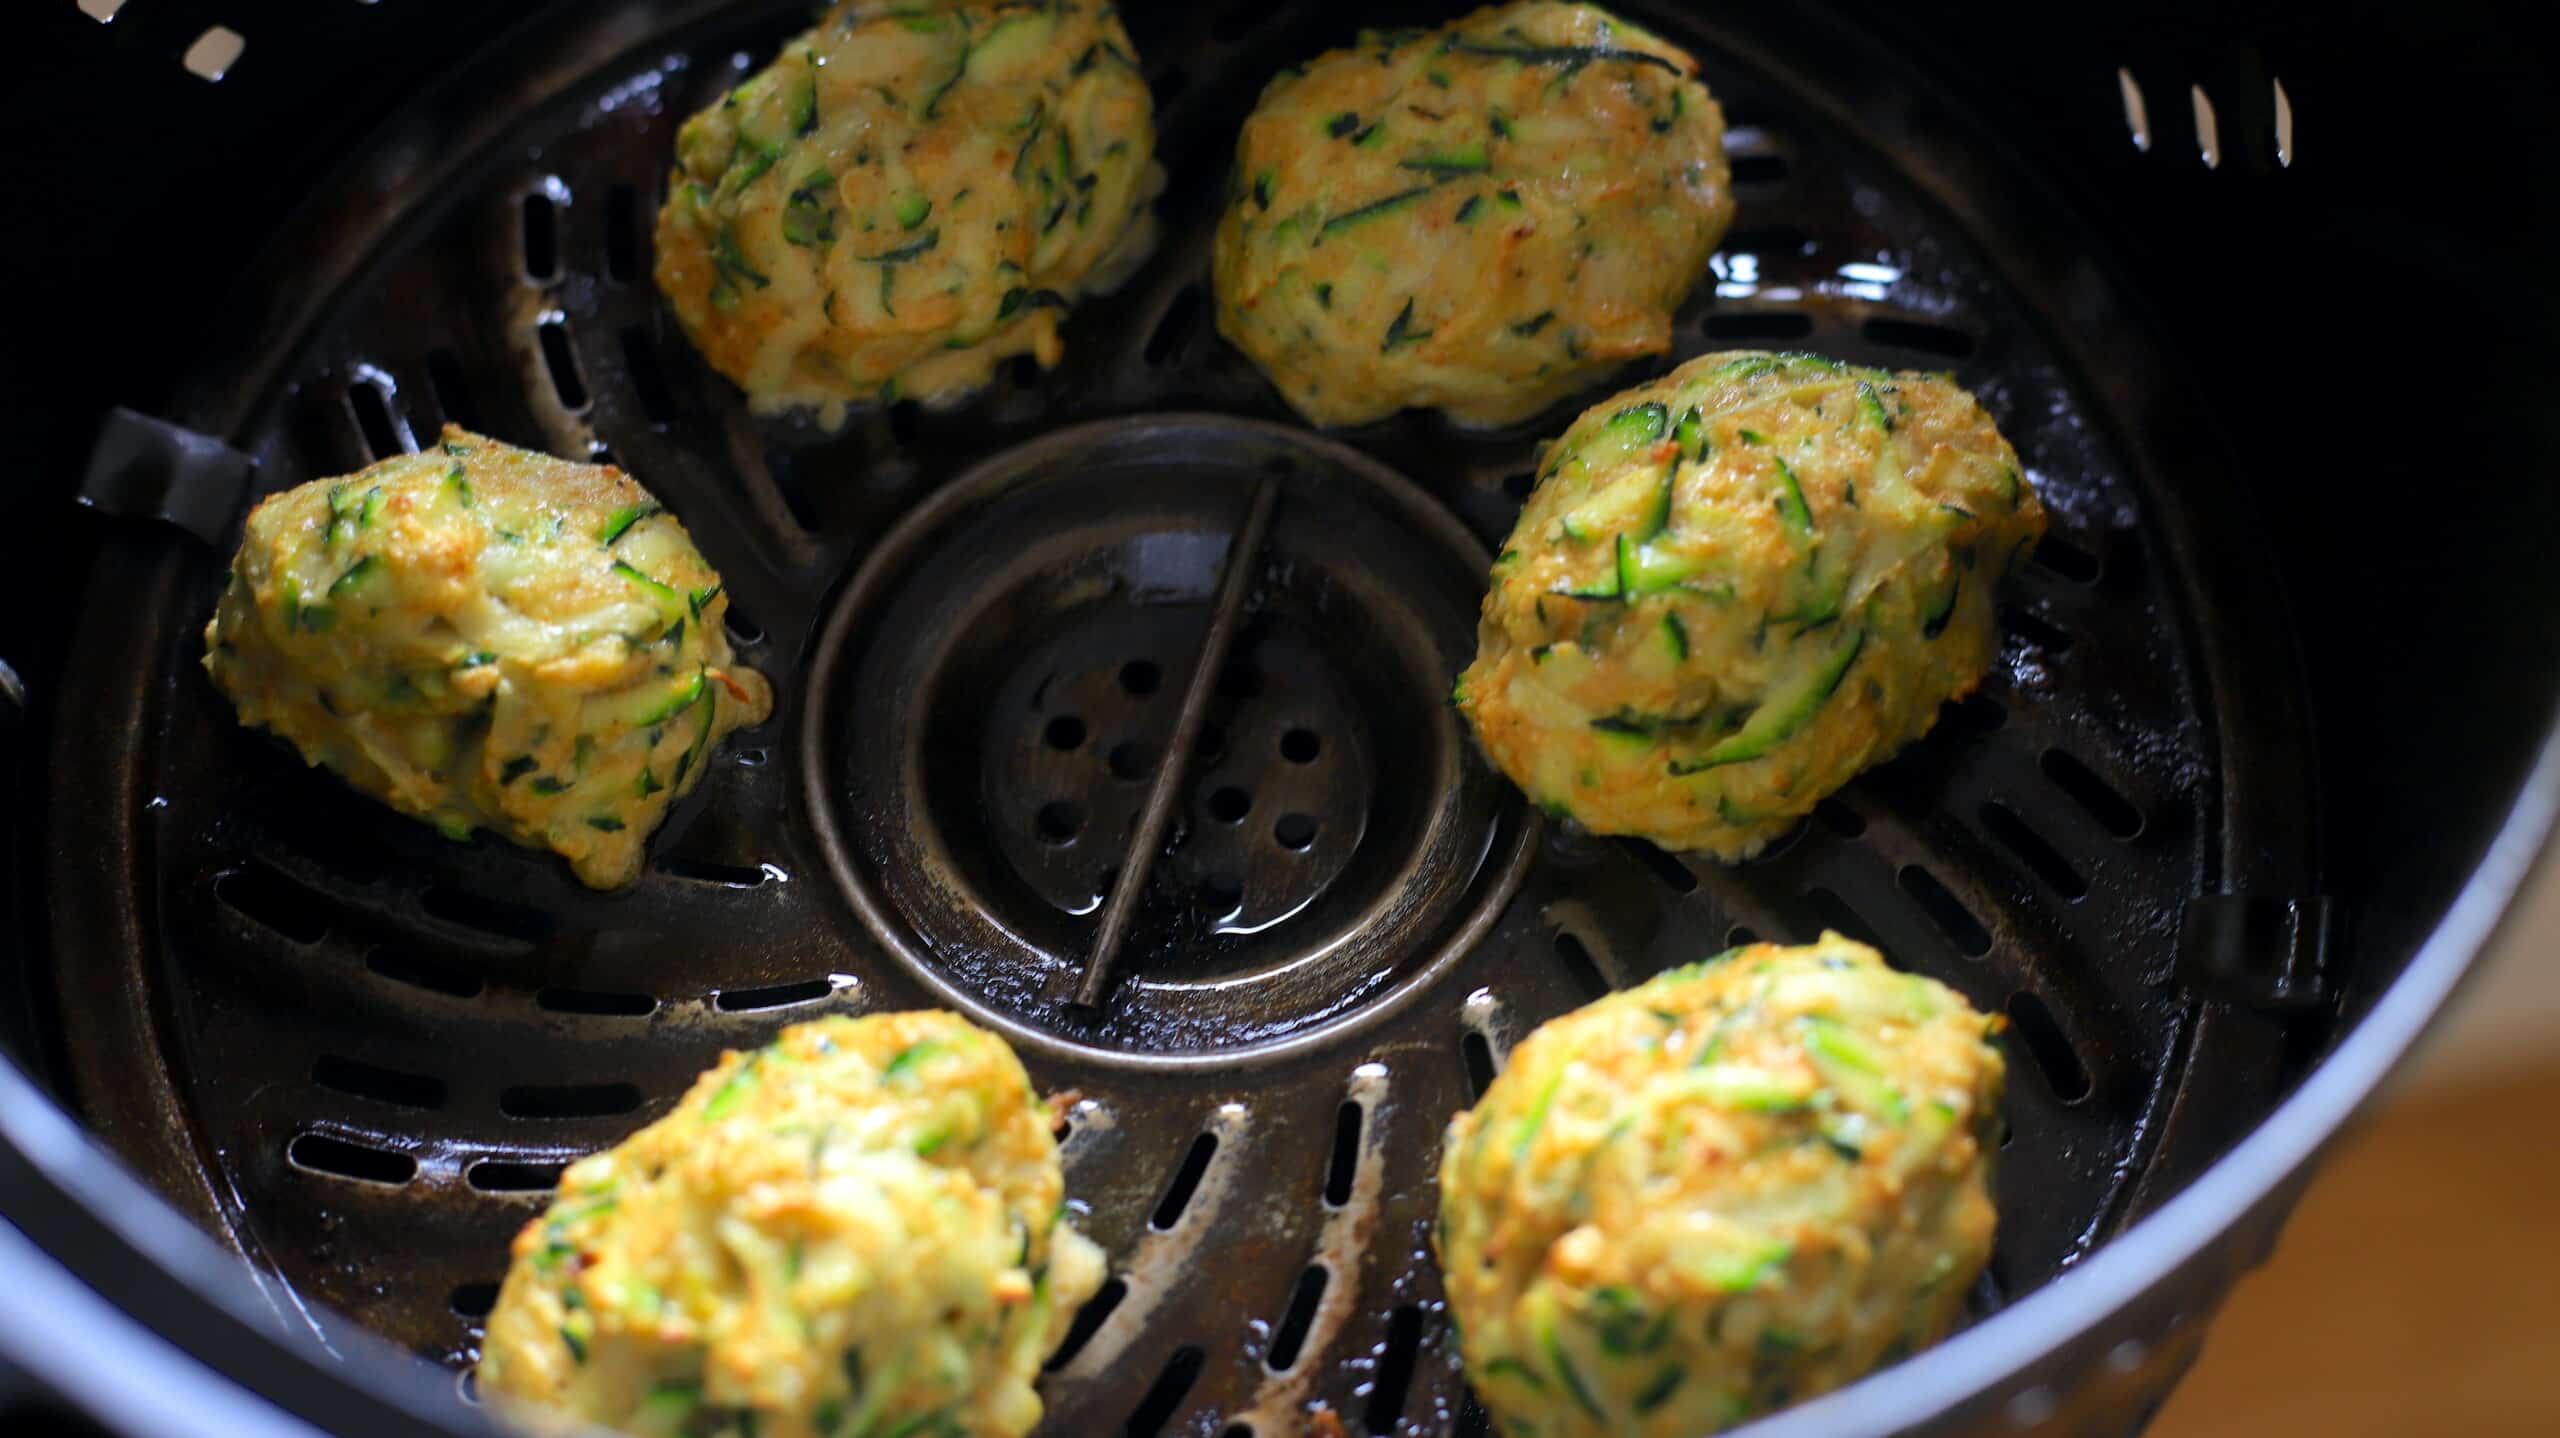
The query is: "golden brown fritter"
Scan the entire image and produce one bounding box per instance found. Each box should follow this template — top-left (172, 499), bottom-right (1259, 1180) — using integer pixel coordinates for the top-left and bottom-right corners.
top-left (656, 0), bottom-right (1159, 419)
top-left (1213, 2), bottom-right (1732, 428)
top-left (202, 428), bottom-right (771, 887)
top-left (1456, 351), bottom-right (2046, 857)
top-left (1437, 935), bottom-right (2006, 1436)
top-left (478, 1012), bottom-right (1105, 1438)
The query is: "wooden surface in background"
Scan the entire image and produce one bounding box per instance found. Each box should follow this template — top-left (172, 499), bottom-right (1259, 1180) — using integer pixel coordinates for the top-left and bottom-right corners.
top-left (2152, 1067), bottom-right (2560, 1436)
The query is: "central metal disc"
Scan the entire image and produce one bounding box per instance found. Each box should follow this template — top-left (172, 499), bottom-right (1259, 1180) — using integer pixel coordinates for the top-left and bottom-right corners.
top-left (803, 414), bottom-right (1535, 1064)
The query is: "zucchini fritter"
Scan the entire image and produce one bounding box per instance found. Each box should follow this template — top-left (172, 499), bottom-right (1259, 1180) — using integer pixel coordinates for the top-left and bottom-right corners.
top-left (1437, 936), bottom-right (2005, 1437)
top-left (1212, 2), bottom-right (1732, 428)
top-left (1456, 351), bottom-right (2045, 857)
top-left (202, 428), bottom-right (771, 888)
top-left (655, 0), bottom-right (1159, 418)
top-left (478, 1012), bottom-right (1105, 1438)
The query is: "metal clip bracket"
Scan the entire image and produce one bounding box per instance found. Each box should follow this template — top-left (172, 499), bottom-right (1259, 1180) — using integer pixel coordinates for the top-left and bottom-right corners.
top-left (78, 407), bottom-right (255, 546)
top-left (2176, 894), bottom-right (2338, 1010)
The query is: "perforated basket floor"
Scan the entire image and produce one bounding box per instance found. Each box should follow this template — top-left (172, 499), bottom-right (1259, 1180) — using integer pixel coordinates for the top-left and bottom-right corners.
top-left (43, 1), bottom-right (2317, 1434)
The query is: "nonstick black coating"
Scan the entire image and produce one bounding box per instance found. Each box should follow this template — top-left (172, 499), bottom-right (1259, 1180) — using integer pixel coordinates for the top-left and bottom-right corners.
top-left (7, 1), bottom-right (2558, 1437)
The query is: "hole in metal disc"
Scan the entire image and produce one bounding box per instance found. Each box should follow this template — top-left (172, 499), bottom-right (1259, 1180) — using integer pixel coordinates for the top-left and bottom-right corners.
top-left (1279, 727), bottom-right (1321, 763)
top-left (2117, 66), bottom-right (2154, 153)
top-left (1980, 802), bottom-right (2089, 899)
top-left (1124, 1346), bottom-right (1206, 1438)
top-left (182, 25), bottom-right (245, 81)
top-left (1899, 864), bottom-right (1994, 957)
top-left (1206, 786), bottom-right (1251, 823)
top-left (1267, 1264), bottom-right (1328, 1371)
top-left (1145, 284), bottom-right (1205, 366)
top-left (620, 325), bottom-right (680, 423)
top-left (1729, 152), bottom-right (1791, 184)
top-left (1035, 800), bottom-right (1083, 844)
top-left (1813, 796), bottom-right (1867, 838)
top-left (1273, 813), bottom-right (1317, 850)
top-left (367, 946), bottom-right (482, 998)
top-left (1365, 1306), bottom-right (1427, 1432)
top-left (287, 1132), bottom-right (415, 1186)
top-left (214, 866), bottom-right (330, 945)
top-left (1552, 928), bottom-right (1609, 999)
top-left (1152, 1131), bottom-right (1219, 1229)
top-left (422, 886), bottom-right (555, 944)
top-left (2005, 603), bottom-right (2076, 653)
top-left (302, 820), bottom-right (397, 884)
top-left (1045, 1277), bottom-right (1127, 1371)
top-left (2190, 84), bottom-right (2222, 169)
top-left (2033, 533), bottom-right (2103, 584)
top-left (1043, 714), bottom-right (1087, 750)
top-left (520, 190), bottom-right (559, 283)
top-left (1801, 887), bottom-right (1884, 951)
top-left (1108, 738), bottom-right (1155, 781)
top-left (2042, 749), bottom-right (2145, 838)
top-left (346, 377), bottom-right (410, 459)
top-left (1705, 309), bottom-right (1815, 341)
top-left (1119, 658), bottom-right (1162, 695)
top-left (1324, 1100), bottom-right (1363, 1206)
top-left (499, 1083), bottom-right (641, 1120)
top-left (537, 318), bottom-right (590, 411)
top-left (467, 1158), bottom-right (565, 1193)
top-left (311, 1055), bottom-right (447, 1111)
top-left (1460, 1030), bottom-right (1498, 1099)
top-left (425, 347), bottom-right (483, 431)
top-left (449, 1282), bottom-right (499, 1319)
top-left (2006, 990), bottom-right (2093, 1102)
top-left (1861, 315), bottom-right (1977, 359)
top-left (1620, 838), bottom-right (1698, 894)
top-left (715, 977), bottom-right (833, 1011)
top-left (659, 856), bottom-right (771, 888)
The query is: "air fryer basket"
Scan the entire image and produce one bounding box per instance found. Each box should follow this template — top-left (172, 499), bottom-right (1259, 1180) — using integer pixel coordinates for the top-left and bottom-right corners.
top-left (4, 1), bottom-right (2557, 1436)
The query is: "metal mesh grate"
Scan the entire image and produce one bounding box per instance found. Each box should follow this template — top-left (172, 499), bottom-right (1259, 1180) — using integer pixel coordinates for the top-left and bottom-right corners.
top-left (41, 0), bottom-right (2314, 1432)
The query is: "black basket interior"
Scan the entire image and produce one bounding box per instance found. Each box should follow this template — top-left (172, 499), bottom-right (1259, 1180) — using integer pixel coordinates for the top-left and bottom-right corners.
top-left (3, 3), bottom-right (2556, 1437)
